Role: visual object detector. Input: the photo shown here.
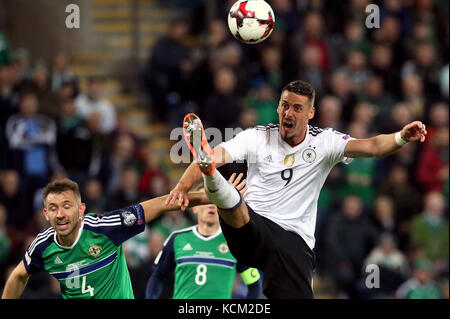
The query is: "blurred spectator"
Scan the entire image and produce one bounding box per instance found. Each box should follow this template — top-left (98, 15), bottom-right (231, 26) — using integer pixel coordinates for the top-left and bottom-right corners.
top-left (343, 20), bottom-right (371, 58)
top-left (75, 76), bottom-right (117, 134)
top-left (147, 174), bottom-right (170, 199)
top-left (56, 98), bottom-right (94, 187)
top-left (5, 92), bottom-right (60, 218)
top-left (341, 49), bottom-right (370, 92)
top-left (378, 164), bottom-right (422, 235)
top-left (401, 73), bottom-right (426, 120)
top-left (82, 177), bottom-right (106, 214)
top-left (251, 46), bottom-right (283, 94)
top-left (409, 192), bottom-right (449, 268)
top-left (380, 102), bottom-right (414, 133)
top-left (373, 15), bottom-right (405, 67)
top-left (293, 11), bottom-right (330, 72)
top-left (245, 83), bottom-right (278, 126)
top-left (379, 0), bottom-right (414, 37)
top-left (425, 102), bottom-right (449, 143)
top-left (322, 194), bottom-right (378, 297)
top-left (359, 75), bottom-right (397, 126)
top-left (152, 210), bottom-right (193, 240)
top-left (128, 230), bottom-right (167, 299)
top-left (315, 95), bottom-right (343, 131)
top-left (0, 31), bottom-right (11, 66)
top-left (102, 133), bottom-right (138, 195)
top-left (370, 196), bottom-right (398, 239)
top-left (0, 169), bottom-right (26, 230)
top-left (107, 167), bottom-right (141, 210)
top-left (351, 102), bottom-right (375, 133)
top-left (339, 122), bottom-right (377, 205)
top-left (49, 52), bottom-right (76, 92)
top-left (124, 225), bottom-right (151, 269)
top-left (369, 44), bottom-right (401, 96)
top-left (416, 126), bottom-right (449, 193)
top-left (238, 107), bottom-right (258, 129)
top-left (270, 0), bottom-right (300, 36)
top-left (401, 41), bottom-right (442, 101)
top-left (327, 70), bottom-right (358, 125)
top-left (201, 67), bottom-right (241, 135)
top-left (145, 18), bottom-right (193, 122)
top-left (138, 146), bottom-right (166, 195)
top-left (396, 258), bottom-right (443, 299)
top-left (297, 44), bottom-right (324, 93)
top-left (57, 80), bottom-right (78, 101)
top-left (10, 48), bottom-right (32, 83)
top-left (23, 61), bottom-right (60, 120)
top-left (362, 233), bottom-right (410, 297)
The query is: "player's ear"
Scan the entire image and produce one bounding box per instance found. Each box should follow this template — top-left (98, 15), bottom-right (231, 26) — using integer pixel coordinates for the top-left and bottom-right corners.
top-left (42, 208), bottom-right (49, 221)
top-left (308, 106), bottom-right (315, 119)
top-left (79, 203), bottom-right (86, 219)
top-left (191, 206), bottom-right (199, 215)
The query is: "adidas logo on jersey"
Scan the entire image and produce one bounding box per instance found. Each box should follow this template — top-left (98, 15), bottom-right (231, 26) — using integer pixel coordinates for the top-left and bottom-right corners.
top-left (183, 243), bottom-right (193, 251)
top-left (54, 256), bottom-right (63, 264)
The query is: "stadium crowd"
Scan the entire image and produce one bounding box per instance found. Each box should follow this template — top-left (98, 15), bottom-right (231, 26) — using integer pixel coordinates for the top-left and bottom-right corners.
top-left (0, 0), bottom-right (449, 298)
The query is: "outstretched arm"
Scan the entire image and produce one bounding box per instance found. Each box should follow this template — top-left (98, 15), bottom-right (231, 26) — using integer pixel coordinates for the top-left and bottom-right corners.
top-left (344, 121), bottom-right (427, 158)
top-left (2, 261), bottom-right (30, 299)
top-left (140, 191), bottom-right (209, 223)
top-left (141, 171), bottom-right (247, 223)
top-left (165, 146), bottom-right (232, 211)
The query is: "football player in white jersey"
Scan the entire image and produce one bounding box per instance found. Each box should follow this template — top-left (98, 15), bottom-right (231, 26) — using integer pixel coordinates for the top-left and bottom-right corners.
top-left (166, 80), bottom-right (427, 299)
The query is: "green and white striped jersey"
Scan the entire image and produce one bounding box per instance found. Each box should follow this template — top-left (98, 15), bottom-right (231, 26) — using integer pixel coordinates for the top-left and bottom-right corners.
top-left (23, 204), bottom-right (145, 299)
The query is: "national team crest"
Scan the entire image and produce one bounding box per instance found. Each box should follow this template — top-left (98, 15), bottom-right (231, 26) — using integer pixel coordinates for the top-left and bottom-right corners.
top-left (284, 154), bottom-right (295, 168)
top-left (302, 147), bottom-right (316, 163)
top-left (88, 244), bottom-right (102, 258)
top-left (218, 243), bottom-right (229, 254)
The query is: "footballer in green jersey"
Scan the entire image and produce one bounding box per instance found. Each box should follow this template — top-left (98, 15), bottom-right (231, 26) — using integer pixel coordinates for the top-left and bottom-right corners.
top-left (2, 178), bottom-right (209, 299)
top-left (146, 178), bottom-right (261, 299)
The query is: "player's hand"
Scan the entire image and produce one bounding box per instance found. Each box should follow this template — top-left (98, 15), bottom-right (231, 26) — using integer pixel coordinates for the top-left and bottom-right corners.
top-left (166, 183), bottom-right (190, 211)
top-left (401, 121), bottom-right (427, 143)
top-left (228, 173), bottom-right (248, 196)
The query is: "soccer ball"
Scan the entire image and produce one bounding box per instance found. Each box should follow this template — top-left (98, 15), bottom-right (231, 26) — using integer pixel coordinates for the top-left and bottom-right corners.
top-left (228, 0), bottom-right (275, 44)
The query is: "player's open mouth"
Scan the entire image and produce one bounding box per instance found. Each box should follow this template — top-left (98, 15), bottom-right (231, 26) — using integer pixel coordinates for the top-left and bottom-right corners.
top-left (56, 221), bottom-right (69, 230)
top-left (283, 120), bottom-right (294, 129)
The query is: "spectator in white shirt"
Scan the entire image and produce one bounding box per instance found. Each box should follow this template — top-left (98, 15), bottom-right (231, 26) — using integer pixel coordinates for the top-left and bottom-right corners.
top-left (75, 76), bottom-right (116, 134)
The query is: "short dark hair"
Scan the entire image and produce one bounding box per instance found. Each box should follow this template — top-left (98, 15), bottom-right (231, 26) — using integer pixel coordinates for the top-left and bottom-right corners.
top-left (43, 178), bottom-right (81, 205)
top-left (281, 80), bottom-right (316, 107)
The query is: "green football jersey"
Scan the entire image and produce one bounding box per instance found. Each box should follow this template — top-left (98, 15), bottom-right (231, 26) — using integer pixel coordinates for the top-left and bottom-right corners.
top-left (23, 204), bottom-right (145, 299)
top-left (152, 226), bottom-right (257, 299)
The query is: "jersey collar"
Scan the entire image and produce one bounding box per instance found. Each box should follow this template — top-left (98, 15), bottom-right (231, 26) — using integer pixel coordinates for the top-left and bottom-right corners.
top-left (278, 124), bottom-right (310, 151)
top-left (193, 226), bottom-right (222, 241)
top-left (53, 220), bottom-right (84, 249)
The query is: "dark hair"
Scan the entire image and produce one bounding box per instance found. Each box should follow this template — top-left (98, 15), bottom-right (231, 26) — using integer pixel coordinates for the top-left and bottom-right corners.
top-left (43, 178), bottom-right (81, 205)
top-left (281, 80), bottom-right (316, 107)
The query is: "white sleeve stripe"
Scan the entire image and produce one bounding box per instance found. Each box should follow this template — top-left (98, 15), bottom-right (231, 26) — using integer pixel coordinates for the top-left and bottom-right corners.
top-left (28, 231), bottom-right (55, 256)
top-left (83, 220), bottom-right (122, 227)
top-left (84, 216), bottom-right (121, 223)
top-left (29, 228), bottom-right (55, 253)
top-left (84, 215), bottom-right (121, 222)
